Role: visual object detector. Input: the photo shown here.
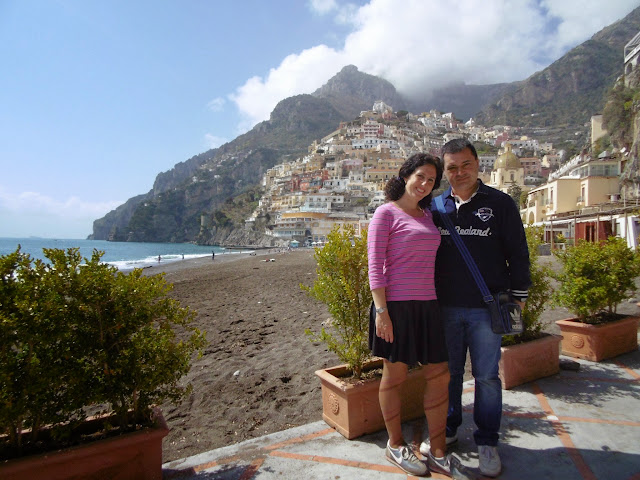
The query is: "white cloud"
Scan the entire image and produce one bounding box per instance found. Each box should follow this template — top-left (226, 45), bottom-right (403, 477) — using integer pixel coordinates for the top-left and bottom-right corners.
top-left (204, 134), bottom-right (227, 149)
top-left (228, 44), bottom-right (347, 131)
top-left (0, 190), bottom-right (121, 217)
top-left (309, 0), bottom-right (338, 15)
top-left (230, 0), bottom-right (640, 133)
top-left (542, 0), bottom-right (640, 58)
top-left (309, 0), bottom-right (360, 25)
top-left (207, 97), bottom-right (225, 112)
top-left (0, 188), bottom-right (121, 238)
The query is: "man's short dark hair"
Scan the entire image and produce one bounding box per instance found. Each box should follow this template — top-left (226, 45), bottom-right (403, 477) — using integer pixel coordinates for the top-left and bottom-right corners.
top-left (441, 138), bottom-right (478, 159)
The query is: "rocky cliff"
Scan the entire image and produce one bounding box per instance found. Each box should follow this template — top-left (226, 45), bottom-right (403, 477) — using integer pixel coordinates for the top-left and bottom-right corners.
top-left (312, 65), bottom-right (408, 118)
top-left (205, 225), bottom-right (287, 249)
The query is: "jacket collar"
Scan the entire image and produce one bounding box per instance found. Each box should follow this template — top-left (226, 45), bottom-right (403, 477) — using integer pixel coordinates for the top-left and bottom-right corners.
top-left (444, 179), bottom-right (488, 201)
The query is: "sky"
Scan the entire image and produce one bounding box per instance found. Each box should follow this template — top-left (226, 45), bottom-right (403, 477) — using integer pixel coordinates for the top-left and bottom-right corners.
top-left (1, 0), bottom-right (639, 239)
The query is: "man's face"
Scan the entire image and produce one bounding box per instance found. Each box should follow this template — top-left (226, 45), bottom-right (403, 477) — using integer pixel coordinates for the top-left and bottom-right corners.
top-left (443, 147), bottom-right (479, 200)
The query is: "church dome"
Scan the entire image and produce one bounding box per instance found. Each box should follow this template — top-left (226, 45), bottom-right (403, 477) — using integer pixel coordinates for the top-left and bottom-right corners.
top-left (494, 144), bottom-right (521, 170)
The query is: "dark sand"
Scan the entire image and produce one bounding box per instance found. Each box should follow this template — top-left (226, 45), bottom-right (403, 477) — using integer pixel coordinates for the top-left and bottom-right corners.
top-left (154, 249), bottom-right (336, 462)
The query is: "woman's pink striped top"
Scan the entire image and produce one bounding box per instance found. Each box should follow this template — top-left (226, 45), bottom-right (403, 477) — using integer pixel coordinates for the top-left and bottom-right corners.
top-left (367, 202), bottom-right (440, 301)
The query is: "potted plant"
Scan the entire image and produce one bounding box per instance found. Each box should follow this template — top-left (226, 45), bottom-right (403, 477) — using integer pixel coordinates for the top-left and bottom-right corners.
top-left (0, 247), bottom-right (206, 480)
top-left (553, 236), bottom-right (640, 361)
top-left (302, 225), bottom-right (425, 439)
top-left (498, 225), bottom-right (562, 389)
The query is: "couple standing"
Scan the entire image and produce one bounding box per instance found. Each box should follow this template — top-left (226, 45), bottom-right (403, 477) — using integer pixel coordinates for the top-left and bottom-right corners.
top-left (367, 138), bottom-right (531, 478)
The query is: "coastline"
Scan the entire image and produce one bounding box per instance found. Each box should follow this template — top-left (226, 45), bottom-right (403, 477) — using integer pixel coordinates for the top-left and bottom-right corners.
top-left (142, 247), bottom-right (287, 275)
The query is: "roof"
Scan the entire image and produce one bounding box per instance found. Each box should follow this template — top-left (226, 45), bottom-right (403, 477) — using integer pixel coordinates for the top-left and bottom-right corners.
top-left (494, 144), bottom-right (521, 170)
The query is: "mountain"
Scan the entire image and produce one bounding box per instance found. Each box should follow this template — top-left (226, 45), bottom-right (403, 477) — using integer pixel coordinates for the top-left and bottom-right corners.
top-left (90, 7), bottom-right (640, 243)
top-left (419, 82), bottom-right (519, 122)
top-left (89, 67), bottom-right (405, 242)
top-left (311, 65), bottom-right (409, 118)
top-left (475, 6), bottom-right (640, 127)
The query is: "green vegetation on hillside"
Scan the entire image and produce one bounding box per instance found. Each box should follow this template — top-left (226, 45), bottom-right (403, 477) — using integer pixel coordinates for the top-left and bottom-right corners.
top-left (602, 81), bottom-right (640, 150)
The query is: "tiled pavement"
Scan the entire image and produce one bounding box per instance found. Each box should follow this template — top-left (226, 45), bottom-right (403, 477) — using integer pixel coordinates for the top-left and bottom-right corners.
top-left (163, 348), bottom-right (640, 480)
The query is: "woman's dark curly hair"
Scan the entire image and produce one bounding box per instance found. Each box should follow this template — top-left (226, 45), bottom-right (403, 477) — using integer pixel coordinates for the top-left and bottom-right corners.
top-left (384, 153), bottom-right (443, 209)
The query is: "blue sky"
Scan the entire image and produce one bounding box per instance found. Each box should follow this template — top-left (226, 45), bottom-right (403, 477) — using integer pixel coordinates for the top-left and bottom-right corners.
top-left (1, 0), bottom-right (638, 239)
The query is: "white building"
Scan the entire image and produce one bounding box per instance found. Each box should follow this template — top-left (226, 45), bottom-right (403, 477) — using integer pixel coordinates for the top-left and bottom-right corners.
top-left (624, 30), bottom-right (640, 86)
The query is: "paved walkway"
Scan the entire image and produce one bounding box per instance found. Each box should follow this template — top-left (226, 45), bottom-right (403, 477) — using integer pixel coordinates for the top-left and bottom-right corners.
top-left (163, 348), bottom-right (640, 479)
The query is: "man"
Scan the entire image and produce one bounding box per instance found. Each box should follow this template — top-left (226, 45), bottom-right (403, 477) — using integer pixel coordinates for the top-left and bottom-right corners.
top-left (421, 138), bottom-right (530, 477)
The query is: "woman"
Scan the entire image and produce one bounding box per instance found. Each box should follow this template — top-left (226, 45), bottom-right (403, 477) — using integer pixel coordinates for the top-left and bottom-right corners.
top-left (368, 153), bottom-right (465, 478)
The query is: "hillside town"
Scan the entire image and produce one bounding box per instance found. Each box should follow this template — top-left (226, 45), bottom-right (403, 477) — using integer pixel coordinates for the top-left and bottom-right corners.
top-left (242, 105), bottom-right (637, 248)
top-left (232, 34), bottom-right (640, 251)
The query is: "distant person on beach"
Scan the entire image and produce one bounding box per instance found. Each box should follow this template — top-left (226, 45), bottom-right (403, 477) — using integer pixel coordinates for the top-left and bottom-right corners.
top-left (368, 153), bottom-right (469, 478)
top-left (426, 138), bottom-right (530, 478)
top-left (158, 255), bottom-right (161, 262)
top-left (212, 251), bottom-right (215, 261)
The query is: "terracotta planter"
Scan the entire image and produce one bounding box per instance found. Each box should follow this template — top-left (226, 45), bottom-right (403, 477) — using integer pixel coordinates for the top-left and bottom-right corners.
top-left (0, 409), bottom-right (169, 480)
top-left (315, 358), bottom-right (425, 439)
top-left (499, 335), bottom-right (562, 390)
top-left (556, 315), bottom-right (639, 362)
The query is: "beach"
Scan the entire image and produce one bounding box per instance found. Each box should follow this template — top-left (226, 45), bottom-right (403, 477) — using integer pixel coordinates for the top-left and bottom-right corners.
top-left (153, 249), bottom-right (639, 463)
top-left (153, 249), bottom-right (337, 462)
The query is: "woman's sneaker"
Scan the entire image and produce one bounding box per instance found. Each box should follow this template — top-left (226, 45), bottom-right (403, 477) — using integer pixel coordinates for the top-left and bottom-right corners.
top-left (385, 441), bottom-right (428, 476)
top-left (426, 451), bottom-right (474, 480)
top-left (478, 445), bottom-right (501, 477)
top-left (419, 432), bottom-right (458, 456)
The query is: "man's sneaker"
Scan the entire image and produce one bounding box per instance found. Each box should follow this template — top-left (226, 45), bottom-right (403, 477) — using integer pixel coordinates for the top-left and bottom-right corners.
top-left (427, 451), bottom-right (474, 479)
top-left (385, 441), bottom-right (428, 476)
top-left (419, 432), bottom-right (458, 456)
top-left (478, 445), bottom-right (501, 477)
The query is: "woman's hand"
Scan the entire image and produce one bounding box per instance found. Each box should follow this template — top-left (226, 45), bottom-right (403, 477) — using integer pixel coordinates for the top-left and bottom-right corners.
top-left (375, 311), bottom-right (394, 343)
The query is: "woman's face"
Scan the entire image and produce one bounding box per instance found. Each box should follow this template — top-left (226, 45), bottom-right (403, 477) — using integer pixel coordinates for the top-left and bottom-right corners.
top-left (403, 164), bottom-right (437, 202)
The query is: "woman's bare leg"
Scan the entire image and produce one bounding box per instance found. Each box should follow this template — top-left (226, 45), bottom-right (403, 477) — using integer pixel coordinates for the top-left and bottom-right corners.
top-left (379, 359), bottom-right (408, 446)
top-left (423, 362), bottom-right (450, 457)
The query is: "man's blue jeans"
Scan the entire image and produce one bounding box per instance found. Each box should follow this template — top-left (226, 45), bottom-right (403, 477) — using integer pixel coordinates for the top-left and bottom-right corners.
top-left (442, 306), bottom-right (502, 446)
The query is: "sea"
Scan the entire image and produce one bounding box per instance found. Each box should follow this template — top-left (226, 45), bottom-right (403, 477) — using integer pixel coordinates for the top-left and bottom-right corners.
top-left (0, 237), bottom-right (241, 271)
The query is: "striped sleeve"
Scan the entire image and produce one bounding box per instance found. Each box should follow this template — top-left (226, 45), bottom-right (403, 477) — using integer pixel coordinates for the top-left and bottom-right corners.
top-left (367, 205), bottom-right (391, 291)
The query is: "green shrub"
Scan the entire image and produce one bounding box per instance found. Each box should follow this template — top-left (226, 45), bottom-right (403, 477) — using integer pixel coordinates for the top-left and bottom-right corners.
top-left (301, 225), bottom-right (372, 378)
top-left (502, 225), bottom-right (552, 345)
top-left (553, 237), bottom-right (640, 323)
top-left (0, 247), bottom-right (206, 453)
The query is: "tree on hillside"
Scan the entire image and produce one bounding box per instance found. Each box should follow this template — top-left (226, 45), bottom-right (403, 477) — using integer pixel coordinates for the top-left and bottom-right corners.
top-left (507, 184), bottom-right (522, 207)
top-left (520, 190), bottom-right (529, 209)
top-left (475, 142), bottom-right (499, 155)
top-left (593, 134), bottom-right (612, 156)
